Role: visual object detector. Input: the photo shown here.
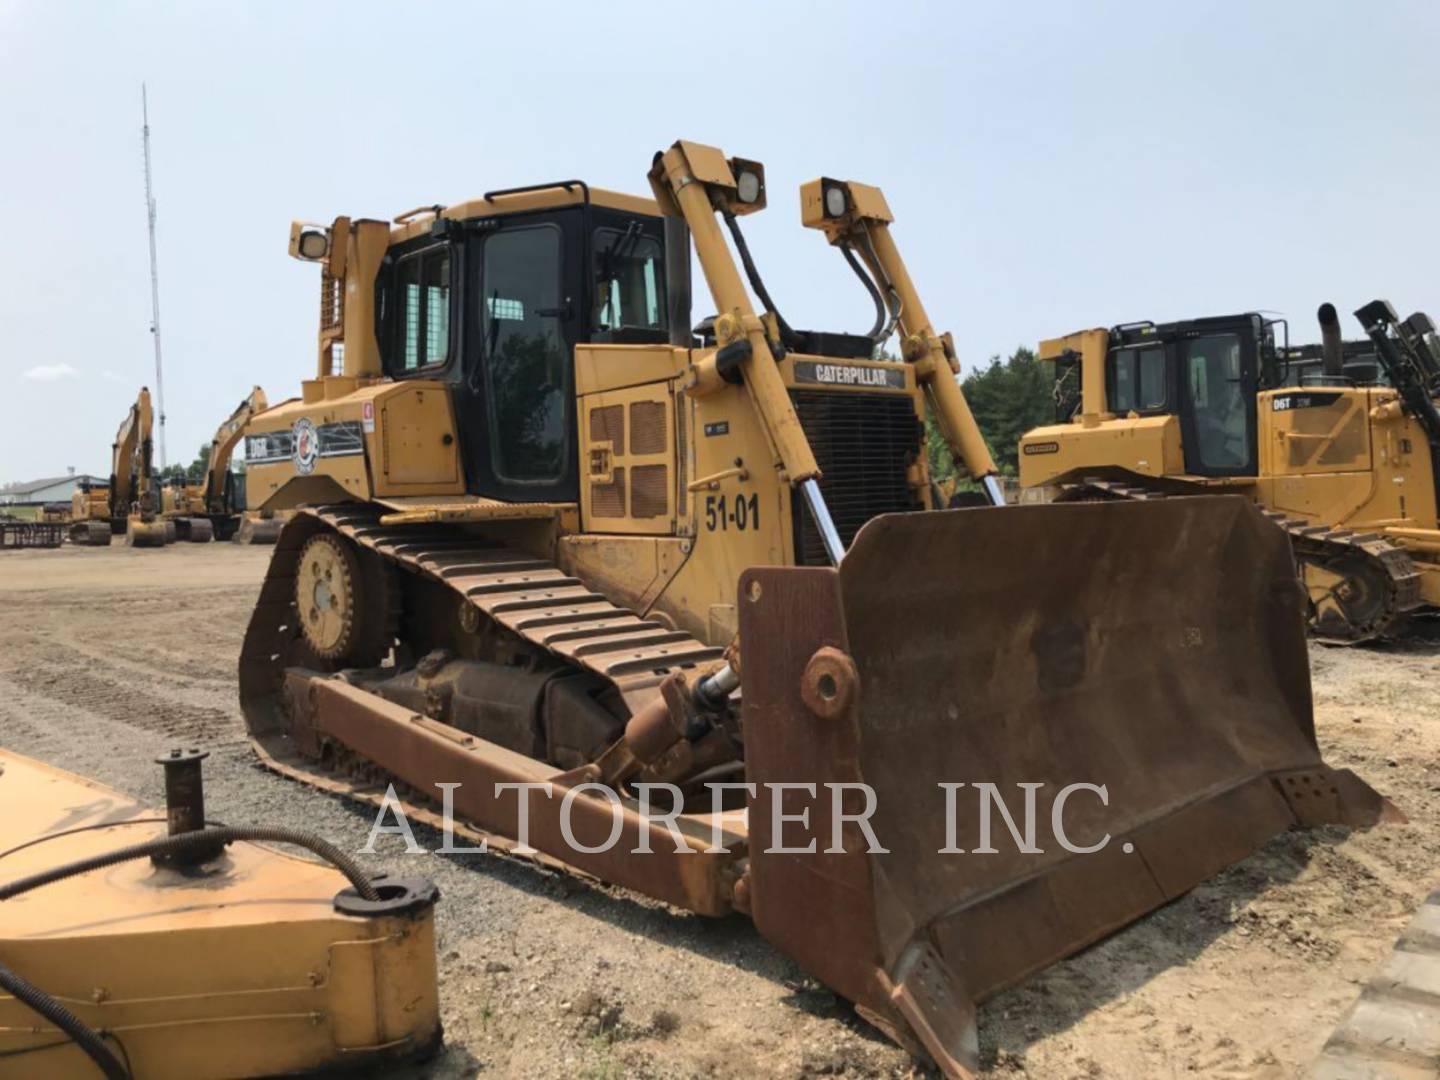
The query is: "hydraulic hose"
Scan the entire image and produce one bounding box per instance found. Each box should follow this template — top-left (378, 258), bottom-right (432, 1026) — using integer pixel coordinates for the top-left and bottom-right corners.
top-left (720, 210), bottom-right (801, 351)
top-left (839, 243), bottom-right (887, 343)
top-left (0, 960), bottom-right (129, 1080)
top-left (0, 826), bottom-right (380, 903)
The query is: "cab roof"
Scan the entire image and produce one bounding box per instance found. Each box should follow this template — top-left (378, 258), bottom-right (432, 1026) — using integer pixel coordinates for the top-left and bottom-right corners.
top-left (389, 183), bottom-right (662, 245)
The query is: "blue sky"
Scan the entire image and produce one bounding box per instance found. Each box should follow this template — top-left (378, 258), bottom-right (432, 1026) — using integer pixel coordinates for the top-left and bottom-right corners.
top-left (2, 0), bottom-right (1437, 480)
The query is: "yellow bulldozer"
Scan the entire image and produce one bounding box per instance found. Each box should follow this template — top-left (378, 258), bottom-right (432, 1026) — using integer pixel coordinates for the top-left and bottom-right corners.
top-left (161, 386), bottom-right (284, 543)
top-left (1020, 303), bottom-right (1440, 641)
top-left (238, 141), bottom-right (1391, 1077)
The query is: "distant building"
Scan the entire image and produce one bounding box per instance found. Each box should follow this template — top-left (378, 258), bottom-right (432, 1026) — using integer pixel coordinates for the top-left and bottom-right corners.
top-left (0, 472), bottom-right (106, 507)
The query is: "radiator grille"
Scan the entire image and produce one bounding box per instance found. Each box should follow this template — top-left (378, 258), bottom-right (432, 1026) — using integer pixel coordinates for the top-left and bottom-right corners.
top-left (629, 401), bottom-right (667, 455)
top-left (592, 466), bottom-right (625, 517)
top-left (631, 464), bottom-right (668, 519)
top-left (790, 390), bottom-right (922, 565)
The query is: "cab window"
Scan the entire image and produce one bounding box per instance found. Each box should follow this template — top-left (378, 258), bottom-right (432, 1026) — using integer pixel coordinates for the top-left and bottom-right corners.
top-left (592, 226), bottom-right (665, 333)
top-left (1108, 346), bottom-right (1165, 413)
top-left (392, 246), bottom-right (452, 371)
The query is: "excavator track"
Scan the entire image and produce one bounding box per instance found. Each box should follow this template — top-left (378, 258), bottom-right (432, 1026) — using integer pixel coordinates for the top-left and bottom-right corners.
top-left (240, 503), bottom-right (726, 792)
top-left (1061, 477), bottom-right (1422, 643)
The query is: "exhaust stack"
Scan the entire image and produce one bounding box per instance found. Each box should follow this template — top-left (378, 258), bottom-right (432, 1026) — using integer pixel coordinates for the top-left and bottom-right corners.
top-left (1318, 302), bottom-right (1344, 378)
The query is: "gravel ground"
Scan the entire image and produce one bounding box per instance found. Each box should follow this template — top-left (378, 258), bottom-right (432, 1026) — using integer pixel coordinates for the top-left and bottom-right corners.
top-left (1, 542), bottom-right (1436, 1079)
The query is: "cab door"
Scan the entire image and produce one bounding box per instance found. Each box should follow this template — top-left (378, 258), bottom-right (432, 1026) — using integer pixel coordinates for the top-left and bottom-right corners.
top-left (1177, 326), bottom-right (1260, 477)
top-left (456, 212), bottom-right (583, 503)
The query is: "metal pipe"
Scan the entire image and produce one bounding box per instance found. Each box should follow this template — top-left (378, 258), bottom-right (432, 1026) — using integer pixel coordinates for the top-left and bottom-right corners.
top-left (982, 474), bottom-right (1006, 507)
top-left (664, 216), bottom-right (692, 347)
top-left (1318, 302), bottom-right (1344, 378)
top-left (694, 663), bottom-right (741, 710)
top-left (157, 748), bottom-right (208, 837)
top-left (801, 478), bottom-right (846, 565)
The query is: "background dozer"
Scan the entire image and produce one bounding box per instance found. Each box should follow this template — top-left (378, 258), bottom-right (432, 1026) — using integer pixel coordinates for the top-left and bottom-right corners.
top-left (239, 141), bottom-right (1391, 1077)
top-left (1020, 302), bottom-right (1440, 641)
top-left (162, 386), bottom-right (283, 543)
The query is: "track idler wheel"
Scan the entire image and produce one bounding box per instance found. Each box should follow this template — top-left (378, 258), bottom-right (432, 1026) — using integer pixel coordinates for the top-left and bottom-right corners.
top-left (70, 521), bottom-right (112, 546)
top-left (295, 532), bottom-right (395, 665)
top-left (1306, 553), bottom-right (1397, 641)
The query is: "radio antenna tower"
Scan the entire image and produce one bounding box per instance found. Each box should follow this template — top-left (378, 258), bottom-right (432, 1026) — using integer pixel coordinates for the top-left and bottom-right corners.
top-left (141, 83), bottom-right (167, 468)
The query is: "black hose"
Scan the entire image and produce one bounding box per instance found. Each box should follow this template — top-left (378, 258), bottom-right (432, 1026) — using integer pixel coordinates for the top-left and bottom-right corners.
top-left (0, 826), bottom-right (380, 903)
top-left (720, 210), bottom-right (801, 350)
top-left (840, 243), bottom-right (886, 342)
top-left (0, 960), bottom-right (129, 1080)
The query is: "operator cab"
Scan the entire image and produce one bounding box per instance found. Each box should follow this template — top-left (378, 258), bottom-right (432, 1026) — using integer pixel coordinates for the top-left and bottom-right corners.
top-left (1072, 314), bottom-right (1268, 478)
top-left (372, 184), bottom-right (682, 504)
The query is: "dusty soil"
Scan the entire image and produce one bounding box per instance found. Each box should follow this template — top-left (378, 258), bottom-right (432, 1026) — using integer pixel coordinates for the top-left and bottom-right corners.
top-left (0, 543), bottom-right (1436, 1079)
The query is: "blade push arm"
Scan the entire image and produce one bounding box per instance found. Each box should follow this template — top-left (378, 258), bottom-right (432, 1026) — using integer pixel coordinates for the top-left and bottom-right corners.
top-left (799, 179), bottom-right (1005, 506)
top-left (649, 141), bottom-right (844, 564)
top-left (202, 386), bottom-right (269, 513)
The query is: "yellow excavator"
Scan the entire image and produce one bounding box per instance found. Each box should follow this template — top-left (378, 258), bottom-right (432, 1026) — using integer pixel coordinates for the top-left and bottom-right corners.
top-left (69, 387), bottom-right (174, 547)
top-left (238, 141), bottom-right (1391, 1077)
top-left (160, 386), bottom-right (284, 543)
top-left (1019, 303), bottom-right (1440, 641)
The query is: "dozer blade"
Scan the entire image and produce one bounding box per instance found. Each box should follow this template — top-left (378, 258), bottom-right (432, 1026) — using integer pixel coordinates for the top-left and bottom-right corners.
top-left (737, 495), bottom-right (1396, 1079)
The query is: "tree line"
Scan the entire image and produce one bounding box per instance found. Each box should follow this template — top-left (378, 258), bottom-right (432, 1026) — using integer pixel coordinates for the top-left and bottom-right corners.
top-left (925, 345), bottom-right (1056, 485)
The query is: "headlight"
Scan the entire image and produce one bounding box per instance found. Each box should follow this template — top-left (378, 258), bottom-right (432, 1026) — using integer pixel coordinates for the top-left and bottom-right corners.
top-left (297, 229), bottom-right (329, 259)
top-left (736, 170), bottom-right (761, 204)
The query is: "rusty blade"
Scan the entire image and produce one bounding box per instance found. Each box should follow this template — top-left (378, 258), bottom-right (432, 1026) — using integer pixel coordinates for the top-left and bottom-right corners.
top-left (740, 496), bottom-right (1393, 1078)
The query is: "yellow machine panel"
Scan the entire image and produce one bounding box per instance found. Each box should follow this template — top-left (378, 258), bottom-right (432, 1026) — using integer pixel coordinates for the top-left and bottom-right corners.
top-left (0, 748), bottom-right (440, 1079)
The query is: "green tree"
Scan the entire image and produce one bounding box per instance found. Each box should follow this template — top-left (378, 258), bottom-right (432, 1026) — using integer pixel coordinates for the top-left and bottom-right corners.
top-left (158, 444), bottom-right (211, 487)
top-left (957, 345), bottom-right (1052, 476)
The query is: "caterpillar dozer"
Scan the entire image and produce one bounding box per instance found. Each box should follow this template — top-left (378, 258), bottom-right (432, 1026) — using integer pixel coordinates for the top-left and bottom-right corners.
top-left (161, 386), bottom-right (283, 543)
top-left (1019, 302), bottom-right (1440, 641)
top-left (240, 141), bottom-right (1393, 1077)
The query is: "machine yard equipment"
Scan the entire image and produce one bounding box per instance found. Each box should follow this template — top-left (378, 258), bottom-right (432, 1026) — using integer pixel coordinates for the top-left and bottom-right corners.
top-left (0, 516), bottom-right (64, 550)
top-left (70, 387), bottom-right (217, 547)
top-left (1020, 303), bottom-right (1440, 641)
top-left (0, 747), bottom-right (440, 1078)
top-left (162, 386), bottom-right (282, 543)
top-left (238, 140), bottom-right (1392, 1076)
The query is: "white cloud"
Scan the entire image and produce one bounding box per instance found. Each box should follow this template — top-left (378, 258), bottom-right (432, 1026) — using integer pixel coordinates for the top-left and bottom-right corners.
top-left (22, 363), bottom-right (79, 382)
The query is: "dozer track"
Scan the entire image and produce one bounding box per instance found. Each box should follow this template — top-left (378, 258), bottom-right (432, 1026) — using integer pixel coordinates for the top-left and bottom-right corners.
top-left (241, 504), bottom-right (726, 786)
top-left (1062, 477), bottom-right (1423, 643)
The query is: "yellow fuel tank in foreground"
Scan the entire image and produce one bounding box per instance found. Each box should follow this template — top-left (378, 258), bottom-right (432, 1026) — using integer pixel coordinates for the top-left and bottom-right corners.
top-left (0, 749), bottom-right (441, 1078)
